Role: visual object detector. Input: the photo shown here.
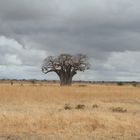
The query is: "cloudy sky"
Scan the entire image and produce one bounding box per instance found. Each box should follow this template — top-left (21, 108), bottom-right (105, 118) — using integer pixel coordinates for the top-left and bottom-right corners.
top-left (0, 0), bottom-right (140, 81)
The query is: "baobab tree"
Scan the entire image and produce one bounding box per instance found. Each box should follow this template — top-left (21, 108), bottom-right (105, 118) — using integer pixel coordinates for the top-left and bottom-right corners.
top-left (42, 54), bottom-right (90, 86)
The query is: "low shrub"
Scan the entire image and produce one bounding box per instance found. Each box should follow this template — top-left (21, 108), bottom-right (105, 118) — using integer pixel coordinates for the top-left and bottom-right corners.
top-left (110, 107), bottom-right (127, 113)
top-left (92, 104), bottom-right (98, 108)
top-left (132, 82), bottom-right (137, 87)
top-left (117, 82), bottom-right (124, 86)
top-left (79, 84), bottom-right (87, 87)
top-left (75, 104), bottom-right (85, 110)
top-left (64, 104), bottom-right (72, 110)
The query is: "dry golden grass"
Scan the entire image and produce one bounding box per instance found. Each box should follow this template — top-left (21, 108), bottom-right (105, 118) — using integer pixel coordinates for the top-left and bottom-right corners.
top-left (0, 83), bottom-right (140, 140)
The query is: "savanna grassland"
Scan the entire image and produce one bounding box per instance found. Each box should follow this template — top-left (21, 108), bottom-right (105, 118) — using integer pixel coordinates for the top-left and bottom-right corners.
top-left (0, 82), bottom-right (140, 140)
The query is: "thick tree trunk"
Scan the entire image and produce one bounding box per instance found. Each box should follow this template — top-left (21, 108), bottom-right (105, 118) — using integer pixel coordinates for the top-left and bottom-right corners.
top-left (59, 73), bottom-right (73, 86)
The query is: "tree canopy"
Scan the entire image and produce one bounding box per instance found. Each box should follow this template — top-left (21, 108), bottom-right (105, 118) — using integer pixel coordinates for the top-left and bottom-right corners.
top-left (42, 54), bottom-right (90, 86)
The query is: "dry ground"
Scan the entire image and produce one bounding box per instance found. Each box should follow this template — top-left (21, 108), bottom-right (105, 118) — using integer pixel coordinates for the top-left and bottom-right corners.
top-left (0, 83), bottom-right (140, 140)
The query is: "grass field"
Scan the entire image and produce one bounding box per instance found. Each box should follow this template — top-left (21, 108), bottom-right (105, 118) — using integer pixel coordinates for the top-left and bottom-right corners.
top-left (0, 83), bottom-right (140, 140)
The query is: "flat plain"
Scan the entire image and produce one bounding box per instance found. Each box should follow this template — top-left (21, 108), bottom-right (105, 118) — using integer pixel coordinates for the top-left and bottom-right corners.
top-left (0, 82), bottom-right (140, 140)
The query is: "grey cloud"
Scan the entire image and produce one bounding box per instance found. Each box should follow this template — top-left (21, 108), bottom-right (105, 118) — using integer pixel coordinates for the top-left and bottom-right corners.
top-left (0, 0), bottom-right (140, 80)
top-left (1, 0), bottom-right (140, 53)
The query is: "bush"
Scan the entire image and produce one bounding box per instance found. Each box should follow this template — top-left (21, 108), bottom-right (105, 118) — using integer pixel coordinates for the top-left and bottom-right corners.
top-left (64, 104), bottom-right (72, 110)
top-left (117, 82), bottom-right (123, 86)
top-left (75, 104), bottom-right (85, 110)
top-left (31, 80), bottom-right (36, 84)
top-left (110, 107), bottom-right (127, 113)
top-left (132, 82), bottom-right (137, 87)
top-left (79, 84), bottom-right (87, 87)
top-left (92, 104), bottom-right (98, 108)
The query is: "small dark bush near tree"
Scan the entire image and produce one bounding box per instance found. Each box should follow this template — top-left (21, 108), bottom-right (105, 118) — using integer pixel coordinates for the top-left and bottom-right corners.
top-left (31, 80), bottom-right (36, 85)
top-left (75, 104), bottom-right (85, 110)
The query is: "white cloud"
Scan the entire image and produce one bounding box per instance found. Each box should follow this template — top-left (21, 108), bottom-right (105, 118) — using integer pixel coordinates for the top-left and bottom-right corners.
top-left (0, 36), bottom-right (50, 79)
top-left (4, 54), bottom-right (22, 65)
